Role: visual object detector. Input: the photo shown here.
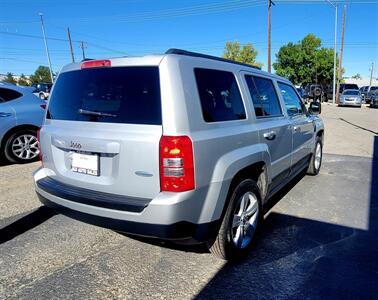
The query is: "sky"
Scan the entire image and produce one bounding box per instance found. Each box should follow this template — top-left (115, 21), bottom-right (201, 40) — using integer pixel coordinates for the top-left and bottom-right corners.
top-left (0, 0), bottom-right (377, 78)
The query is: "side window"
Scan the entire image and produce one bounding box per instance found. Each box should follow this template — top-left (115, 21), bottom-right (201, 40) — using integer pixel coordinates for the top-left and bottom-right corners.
top-left (278, 82), bottom-right (306, 116)
top-left (194, 68), bottom-right (246, 122)
top-left (0, 88), bottom-right (22, 102)
top-left (245, 75), bottom-right (282, 117)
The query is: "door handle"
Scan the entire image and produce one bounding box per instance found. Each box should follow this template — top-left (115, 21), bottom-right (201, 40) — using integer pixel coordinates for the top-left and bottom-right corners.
top-left (263, 131), bottom-right (276, 141)
top-left (0, 112), bottom-right (12, 117)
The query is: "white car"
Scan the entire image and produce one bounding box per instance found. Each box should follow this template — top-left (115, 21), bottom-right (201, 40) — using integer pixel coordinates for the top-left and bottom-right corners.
top-left (339, 89), bottom-right (362, 107)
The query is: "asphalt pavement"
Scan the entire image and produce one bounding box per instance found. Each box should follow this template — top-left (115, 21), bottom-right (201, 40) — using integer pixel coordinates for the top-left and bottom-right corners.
top-left (0, 105), bottom-right (377, 299)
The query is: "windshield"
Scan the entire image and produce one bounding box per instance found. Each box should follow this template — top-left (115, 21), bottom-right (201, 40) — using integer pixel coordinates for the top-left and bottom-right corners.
top-left (47, 66), bottom-right (162, 125)
top-left (343, 90), bottom-right (360, 96)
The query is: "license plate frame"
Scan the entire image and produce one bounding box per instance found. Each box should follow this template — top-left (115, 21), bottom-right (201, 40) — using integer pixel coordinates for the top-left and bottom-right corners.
top-left (71, 151), bottom-right (100, 176)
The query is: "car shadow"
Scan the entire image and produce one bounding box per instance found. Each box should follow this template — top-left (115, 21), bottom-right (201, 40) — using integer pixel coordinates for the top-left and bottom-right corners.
top-left (195, 137), bottom-right (378, 299)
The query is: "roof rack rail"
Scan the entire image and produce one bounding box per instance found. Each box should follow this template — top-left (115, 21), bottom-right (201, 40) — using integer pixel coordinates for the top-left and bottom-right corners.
top-left (165, 48), bottom-right (261, 70)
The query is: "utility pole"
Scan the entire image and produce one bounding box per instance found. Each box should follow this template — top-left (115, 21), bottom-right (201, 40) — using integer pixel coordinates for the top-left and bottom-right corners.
top-left (369, 62), bottom-right (374, 90)
top-left (67, 27), bottom-right (75, 63)
top-left (267, 0), bottom-right (275, 73)
top-left (79, 41), bottom-right (87, 60)
top-left (335, 5), bottom-right (346, 104)
top-left (326, 0), bottom-right (338, 105)
top-left (38, 13), bottom-right (54, 83)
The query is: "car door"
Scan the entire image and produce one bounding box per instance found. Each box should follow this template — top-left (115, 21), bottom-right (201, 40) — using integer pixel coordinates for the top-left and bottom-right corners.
top-left (243, 73), bottom-right (292, 186)
top-left (277, 82), bottom-right (314, 171)
top-left (0, 94), bottom-right (17, 143)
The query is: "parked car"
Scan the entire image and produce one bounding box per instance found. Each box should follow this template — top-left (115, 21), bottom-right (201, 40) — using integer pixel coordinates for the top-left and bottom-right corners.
top-left (366, 86), bottom-right (378, 104)
top-left (34, 49), bottom-right (324, 260)
top-left (359, 86), bottom-right (369, 103)
top-left (0, 82), bottom-right (45, 163)
top-left (369, 90), bottom-right (378, 108)
top-left (304, 84), bottom-right (326, 102)
top-left (32, 82), bottom-right (52, 100)
top-left (338, 89), bottom-right (362, 107)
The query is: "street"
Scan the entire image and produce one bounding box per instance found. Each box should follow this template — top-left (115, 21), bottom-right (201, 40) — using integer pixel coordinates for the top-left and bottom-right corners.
top-left (1, 105), bottom-right (377, 299)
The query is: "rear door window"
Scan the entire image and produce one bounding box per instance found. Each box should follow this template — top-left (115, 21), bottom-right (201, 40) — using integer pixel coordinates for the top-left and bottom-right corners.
top-left (194, 68), bottom-right (246, 122)
top-left (47, 67), bottom-right (162, 125)
top-left (245, 75), bottom-right (282, 118)
top-left (0, 88), bottom-right (22, 102)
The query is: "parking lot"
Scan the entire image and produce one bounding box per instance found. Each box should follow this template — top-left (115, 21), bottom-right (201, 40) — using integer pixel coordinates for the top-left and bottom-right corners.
top-left (0, 104), bottom-right (377, 299)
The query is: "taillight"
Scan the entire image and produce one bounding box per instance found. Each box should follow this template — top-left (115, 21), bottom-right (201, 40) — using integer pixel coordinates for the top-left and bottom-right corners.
top-left (81, 59), bottom-right (111, 69)
top-left (159, 136), bottom-right (195, 192)
top-left (37, 129), bottom-right (43, 164)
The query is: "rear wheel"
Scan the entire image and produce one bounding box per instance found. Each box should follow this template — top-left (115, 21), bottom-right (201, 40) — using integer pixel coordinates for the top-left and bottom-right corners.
top-left (4, 129), bottom-right (40, 163)
top-left (207, 179), bottom-right (262, 260)
top-left (307, 137), bottom-right (322, 175)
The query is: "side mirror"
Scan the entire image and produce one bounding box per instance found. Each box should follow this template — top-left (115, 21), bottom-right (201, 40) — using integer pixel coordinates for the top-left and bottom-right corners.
top-left (309, 101), bottom-right (321, 114)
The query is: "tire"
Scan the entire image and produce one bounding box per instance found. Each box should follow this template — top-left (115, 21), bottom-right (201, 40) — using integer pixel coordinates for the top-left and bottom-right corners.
top-left (207, 179), bottom-right (262, 260)
top-left (307, 137), bottom-right (323, 175)
top-left (39, 93), bottom-right (46, 100)
top-left (4, 129), bottom-right (40, 164)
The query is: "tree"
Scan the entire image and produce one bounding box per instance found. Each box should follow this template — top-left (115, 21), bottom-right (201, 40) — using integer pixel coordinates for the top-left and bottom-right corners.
top-left (17, 74), bottom-right (30, 86)
top-left (352, 73), bottom-right (362, 79)
top-left (29, 66), bottom-right (53, 84)
top-left (3, 72), bottom-right (16, 84)
top-left (222, 41), bottom-right (263, 68)
top-left (273, 34), bottom-right (338, 87)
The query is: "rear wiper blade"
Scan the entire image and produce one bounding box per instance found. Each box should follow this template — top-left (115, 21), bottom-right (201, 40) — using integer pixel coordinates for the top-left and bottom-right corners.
top-left (78, 109), bottom-right (117, 118)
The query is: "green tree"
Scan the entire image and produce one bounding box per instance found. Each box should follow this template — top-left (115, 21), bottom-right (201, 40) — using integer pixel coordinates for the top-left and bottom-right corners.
top-left (222, 41), bottom-right (263, 68)
top-left (3, 72), bottom-right (16, 84)
top-left (29, 66), bottom-right (53, 84)
top-left (273, 34), bottom-right (338, 87)
top-left (17, 73), bottom-right (30, 86)
top-left (352, 73), bottom-right (362, 79)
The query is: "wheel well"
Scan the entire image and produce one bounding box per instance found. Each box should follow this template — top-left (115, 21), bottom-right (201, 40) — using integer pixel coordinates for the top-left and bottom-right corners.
top-left (227, 162), bottom-right (267, 204)
top-left (0, 125), bottom-right (40, 149)
top-left (317, 130), bottom-right (324, 143)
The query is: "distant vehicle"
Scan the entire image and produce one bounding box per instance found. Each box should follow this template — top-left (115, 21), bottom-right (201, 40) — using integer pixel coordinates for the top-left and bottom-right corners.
top-left (0, 82), bottom-right (45, 163)
top-left (338, 89), bottom-right (362, 108)
top-left (32, 82), bottom-right (52, 100)
top-left (369, 90), bottom-right (378, 108)
top-left (304, 84), bottom-right (326, 102)
top-left (366, 86), bottom-right (378, 104)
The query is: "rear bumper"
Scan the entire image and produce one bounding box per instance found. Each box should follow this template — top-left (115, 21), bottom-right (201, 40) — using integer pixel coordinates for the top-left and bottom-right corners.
top-left (33, 168), bottom-right (222, 242)
top-left (37, 193), bottom-right (219, 242)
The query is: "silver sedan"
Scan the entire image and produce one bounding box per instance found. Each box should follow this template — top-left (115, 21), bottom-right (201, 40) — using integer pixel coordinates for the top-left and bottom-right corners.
top-left (339, 89), bottom-right (362, 107)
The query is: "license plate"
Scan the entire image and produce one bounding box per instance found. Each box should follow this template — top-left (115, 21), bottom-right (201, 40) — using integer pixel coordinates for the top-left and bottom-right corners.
top-left (71, 152), bottom-right (99, 176)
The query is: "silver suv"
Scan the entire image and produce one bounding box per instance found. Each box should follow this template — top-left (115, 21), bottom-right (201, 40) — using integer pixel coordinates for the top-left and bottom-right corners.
top-left (34, 49), bottom-right (324, 260)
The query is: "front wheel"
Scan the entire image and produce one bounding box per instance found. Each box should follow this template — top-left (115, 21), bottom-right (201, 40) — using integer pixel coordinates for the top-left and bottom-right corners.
top-left (307, 137), bottom-right (323, 175)
top-left (207, 179), bottom-right (262, 260)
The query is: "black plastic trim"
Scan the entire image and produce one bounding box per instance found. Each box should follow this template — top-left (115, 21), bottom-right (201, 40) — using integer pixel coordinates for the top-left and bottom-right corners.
top-left (37, 177), bottom-right (151, 213)
top-left (166, 48), bottom-right (261, 70)
top-left (37, 193), bottom-right (220, 242)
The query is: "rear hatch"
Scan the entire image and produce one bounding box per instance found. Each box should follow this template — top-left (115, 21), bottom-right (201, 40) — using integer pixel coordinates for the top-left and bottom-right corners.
top-left (40, 63), bottom-right (162, 199)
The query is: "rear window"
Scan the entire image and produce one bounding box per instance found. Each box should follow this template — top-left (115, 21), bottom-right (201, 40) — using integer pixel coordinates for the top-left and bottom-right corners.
top-left (47, 67), bottom-right (162, 125)
top-left (194, 68), bottom-right (246, 122)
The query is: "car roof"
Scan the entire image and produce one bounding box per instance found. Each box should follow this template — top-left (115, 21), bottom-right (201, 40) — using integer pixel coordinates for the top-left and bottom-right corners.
top-left (343, 89), bottom-right (360, 92)
top-left (58, 49), bottom-right (290, 83)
